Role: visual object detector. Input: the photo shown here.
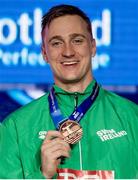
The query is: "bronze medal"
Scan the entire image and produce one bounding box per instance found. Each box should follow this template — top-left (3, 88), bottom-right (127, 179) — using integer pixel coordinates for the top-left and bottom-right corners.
top-left (59, 120), bottom-right (83, 144)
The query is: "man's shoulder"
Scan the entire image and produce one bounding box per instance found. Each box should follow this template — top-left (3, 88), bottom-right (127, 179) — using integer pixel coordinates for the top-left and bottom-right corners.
top-left (3, 93), bottom-right (49, 125)
top-left (101, 87), bottom-right (138, 112)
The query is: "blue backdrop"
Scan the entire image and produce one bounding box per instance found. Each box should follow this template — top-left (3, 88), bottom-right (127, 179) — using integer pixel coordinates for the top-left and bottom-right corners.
top-left (0, 0), bottom-right (138, 85)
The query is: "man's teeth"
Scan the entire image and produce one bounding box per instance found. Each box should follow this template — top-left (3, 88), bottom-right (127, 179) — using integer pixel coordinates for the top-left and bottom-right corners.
top-left (62, 61), bottom-right (78, 65)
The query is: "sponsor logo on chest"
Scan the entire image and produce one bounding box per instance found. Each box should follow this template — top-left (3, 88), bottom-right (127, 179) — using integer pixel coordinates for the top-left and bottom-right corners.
top-left (96, 129), bottom-right (127, 142)
top-left (38, 131), bottom-right (47, 139)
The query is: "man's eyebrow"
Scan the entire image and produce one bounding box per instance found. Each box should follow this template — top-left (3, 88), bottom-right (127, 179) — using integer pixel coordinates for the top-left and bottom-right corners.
top-left (48, 36), bottom-right (63, 43)
top-left (70, 33), bottom-right (86, 39)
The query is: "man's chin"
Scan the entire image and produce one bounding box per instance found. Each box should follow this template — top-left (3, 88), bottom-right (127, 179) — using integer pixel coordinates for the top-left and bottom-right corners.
top-left (61, 77), bottom-right (82, 84)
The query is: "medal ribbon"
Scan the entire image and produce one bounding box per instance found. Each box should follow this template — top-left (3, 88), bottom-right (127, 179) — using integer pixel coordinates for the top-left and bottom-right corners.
top-left (48, 82), bottom-right (99, 130)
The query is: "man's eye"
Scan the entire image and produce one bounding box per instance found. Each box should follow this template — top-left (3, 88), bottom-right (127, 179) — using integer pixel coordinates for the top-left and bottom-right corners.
top-left (51, 41), bottom-right (63, 47)
top-left (73, 38), bottom-right (84, 44)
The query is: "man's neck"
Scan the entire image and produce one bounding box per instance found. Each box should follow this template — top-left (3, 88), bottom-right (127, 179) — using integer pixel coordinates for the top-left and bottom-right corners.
top-left (55, 77), bottom-right (93, 93)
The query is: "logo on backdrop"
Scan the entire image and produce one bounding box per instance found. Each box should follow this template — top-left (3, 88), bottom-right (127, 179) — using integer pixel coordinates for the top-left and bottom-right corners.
top-left (0, 8), bottom-right (111, 70)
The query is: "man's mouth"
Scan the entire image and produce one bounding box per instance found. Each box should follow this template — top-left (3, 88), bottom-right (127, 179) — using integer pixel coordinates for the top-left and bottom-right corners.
top-left (61, 60), bottom-right (79, 65)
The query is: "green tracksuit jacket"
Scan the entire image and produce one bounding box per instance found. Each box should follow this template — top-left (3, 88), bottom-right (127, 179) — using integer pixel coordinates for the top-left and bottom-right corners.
top-left (0, 80), bottom-right (138, 179)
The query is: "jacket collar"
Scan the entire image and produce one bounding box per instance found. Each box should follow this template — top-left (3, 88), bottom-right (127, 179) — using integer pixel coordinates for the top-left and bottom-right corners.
top-left (53, 79), bottom-right (97, 95)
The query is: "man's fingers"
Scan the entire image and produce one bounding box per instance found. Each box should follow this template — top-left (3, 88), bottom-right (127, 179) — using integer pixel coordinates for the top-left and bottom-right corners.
top-left (44, 130), bottom-right (63, 141)
top-left (40, 131), bottom-right (71, 178)
top-left (42, 140), bottom-right (70, 153)
top-left (52, 149), bottom-right (70, 159)
top-left (41, 131), bottom-right (71, 162)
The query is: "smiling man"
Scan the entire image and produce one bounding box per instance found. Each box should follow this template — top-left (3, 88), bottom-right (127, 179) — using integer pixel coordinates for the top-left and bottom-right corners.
top-left (41, 11), bottom-right (96, 92)
top-left (0, 4), bottom-right (138, 179)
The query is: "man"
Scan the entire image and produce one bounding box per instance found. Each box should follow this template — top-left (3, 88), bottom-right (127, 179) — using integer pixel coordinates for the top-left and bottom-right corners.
top-left (0, 4), bottom-right (138, 179)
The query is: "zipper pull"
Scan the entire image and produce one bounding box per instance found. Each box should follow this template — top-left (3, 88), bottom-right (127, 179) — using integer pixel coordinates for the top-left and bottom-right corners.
top-left (74, 93), bottom-right (78, 110)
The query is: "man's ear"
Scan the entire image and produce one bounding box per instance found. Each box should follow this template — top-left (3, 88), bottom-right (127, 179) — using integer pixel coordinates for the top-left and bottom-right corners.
top-left (91, 39), bottom-right (96, 57)
top-left (41, 45), bottom-right (48, 63)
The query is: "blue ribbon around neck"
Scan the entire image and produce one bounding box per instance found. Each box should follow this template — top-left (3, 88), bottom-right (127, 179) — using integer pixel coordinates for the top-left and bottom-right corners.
top-left (48, 82), bottom-right (99, 130)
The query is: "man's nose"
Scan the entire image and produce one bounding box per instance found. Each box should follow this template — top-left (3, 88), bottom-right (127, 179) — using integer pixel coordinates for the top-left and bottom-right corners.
top-left (62, 43), bottom-right (75, 58)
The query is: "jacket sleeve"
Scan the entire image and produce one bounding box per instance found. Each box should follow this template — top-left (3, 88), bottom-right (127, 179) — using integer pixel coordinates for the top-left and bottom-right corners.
top-left (0, 116), bottom-right (46, 179)
top-left (0, 116), bottom-right (24, 178)
top-left (0, 115), bottom-right (58, 179)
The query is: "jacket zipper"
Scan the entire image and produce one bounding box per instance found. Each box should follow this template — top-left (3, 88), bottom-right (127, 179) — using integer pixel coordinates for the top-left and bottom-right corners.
top-left (74, 93), bottom-right (78, 110)
top-left (74, 93), bottom-right (83, 170)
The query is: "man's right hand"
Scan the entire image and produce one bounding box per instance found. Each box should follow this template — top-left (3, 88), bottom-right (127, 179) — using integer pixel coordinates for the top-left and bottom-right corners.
top-left (41, 130), bottom-right (71, 179)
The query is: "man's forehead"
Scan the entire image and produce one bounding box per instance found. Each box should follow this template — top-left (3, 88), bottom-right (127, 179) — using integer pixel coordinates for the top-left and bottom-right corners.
top-left (44, 16), bottom-right (88, 36)
top-left (46, 15), bottom-right (87, 30)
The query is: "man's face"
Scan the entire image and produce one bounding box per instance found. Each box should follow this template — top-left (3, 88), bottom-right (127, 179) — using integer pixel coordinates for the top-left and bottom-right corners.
top-left (42, 15), bottom-right (96, 86)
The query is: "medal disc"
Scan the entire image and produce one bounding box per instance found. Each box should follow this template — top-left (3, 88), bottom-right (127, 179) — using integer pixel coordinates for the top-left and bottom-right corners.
top-left (59, 120), bottom-right (83, 144)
